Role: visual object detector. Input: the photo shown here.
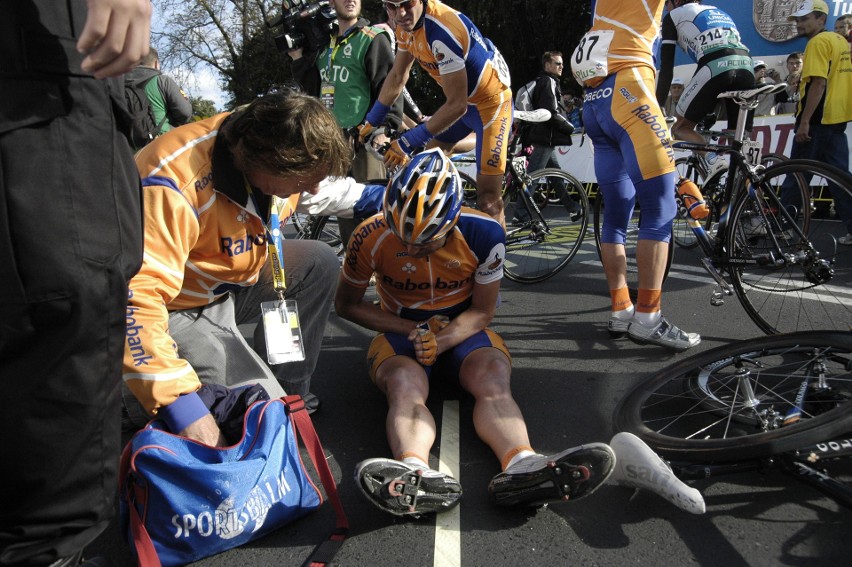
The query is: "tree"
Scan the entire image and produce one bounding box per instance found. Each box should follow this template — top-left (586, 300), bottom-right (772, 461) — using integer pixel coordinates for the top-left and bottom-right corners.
top-left (190, 96), bottom-right (219, 120)
top-left (152, 0), bottom-right (592, 111)
top-left (152, 0), bottom-right (295, 109)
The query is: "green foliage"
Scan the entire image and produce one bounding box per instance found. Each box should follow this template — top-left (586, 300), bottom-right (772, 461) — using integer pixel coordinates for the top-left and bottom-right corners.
top-left (156, 0), bottom-right (593, 113)
top-left (190, 97), bottom-right (219, 120)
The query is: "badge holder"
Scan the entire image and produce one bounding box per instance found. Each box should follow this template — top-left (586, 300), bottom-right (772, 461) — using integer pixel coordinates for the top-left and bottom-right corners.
top-left (261, 300), bottom-right (305, 364)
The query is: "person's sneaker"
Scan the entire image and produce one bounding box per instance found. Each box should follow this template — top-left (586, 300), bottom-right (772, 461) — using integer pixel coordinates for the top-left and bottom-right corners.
top-left (838, 233), bottom-right (852, 246)
top-left (488, 443), bottom-right (615, 507)
top-left (608, 432), bottom-right (705, 515)
top-left (355, 458), bottom-right (462, 517)
top-left (607, 315), bottom-right (631, 338)
top-left (705, 153), bottom-right (729, 179)
top-left (628, 317), bottom-right (700, 351)
top-left (302, 392), bottom-right (320, 415)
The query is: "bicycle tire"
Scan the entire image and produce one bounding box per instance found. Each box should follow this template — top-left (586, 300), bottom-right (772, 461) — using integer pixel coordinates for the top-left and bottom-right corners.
top-left (504, 168), bottom-right (589, 283)
top-left (458, 171), bottom-right (478, 208)
top-left (726, 159), bottom-right (852, 334)
top-left (592, 191), bottom-right (674, 288)
top-left (614, 330), bottom-right (852, 462)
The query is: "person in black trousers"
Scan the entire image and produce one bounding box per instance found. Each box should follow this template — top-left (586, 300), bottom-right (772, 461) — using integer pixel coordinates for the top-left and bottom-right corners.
top-left (0, 1), bottom-right (149, 565)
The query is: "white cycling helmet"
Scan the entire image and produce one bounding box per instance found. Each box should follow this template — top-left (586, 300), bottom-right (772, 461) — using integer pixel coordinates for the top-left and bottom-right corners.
top-left (383, 148), bottom-right (463, 245)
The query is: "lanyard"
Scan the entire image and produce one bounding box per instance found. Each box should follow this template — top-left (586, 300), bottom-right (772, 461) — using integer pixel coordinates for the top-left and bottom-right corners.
top-left (245, 178), bottom-right (287, 298)
top-left (325, 26), bottom-right (357, 78)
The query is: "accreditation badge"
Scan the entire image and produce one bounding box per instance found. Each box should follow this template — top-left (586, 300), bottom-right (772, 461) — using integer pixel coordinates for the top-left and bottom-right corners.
top-left (260, 300), bottom-right (305, 364)
top-left (320, 81), bottom-right (335, 110)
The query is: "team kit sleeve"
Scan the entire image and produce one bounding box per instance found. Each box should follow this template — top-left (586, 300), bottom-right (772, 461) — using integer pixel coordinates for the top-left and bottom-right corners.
top-left (461, 212), bottom-right (506, 285)
top-left (341, 215), bottom-right (386, 288)
top-left (122, 176), bottom-right (205, 418)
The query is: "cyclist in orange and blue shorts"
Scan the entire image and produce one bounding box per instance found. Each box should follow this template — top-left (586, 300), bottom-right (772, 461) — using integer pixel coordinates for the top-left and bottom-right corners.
top-left (358, 0), bottom-right (513, 225)
top-left (335, 149), bottom-right (616, 517)
top-left (570, 0), bottom-right (701, 351)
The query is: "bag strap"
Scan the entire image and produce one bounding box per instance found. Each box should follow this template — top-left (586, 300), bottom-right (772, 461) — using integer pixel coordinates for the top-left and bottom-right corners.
top-left (119, 441), bottom-right (164, 567)
top-left (284, 395), bottom-right (349, 567)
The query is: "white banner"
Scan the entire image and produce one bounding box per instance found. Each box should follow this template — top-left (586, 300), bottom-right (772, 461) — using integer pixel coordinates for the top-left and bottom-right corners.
top-left (456, 116), bottom-right (851, 184)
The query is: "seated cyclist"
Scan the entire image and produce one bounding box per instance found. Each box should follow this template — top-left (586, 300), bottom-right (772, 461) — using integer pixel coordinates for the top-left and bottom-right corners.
top-left (334, 149), bottom-right (616, 516)
top-left (656, 0), bottom-right (755, 175)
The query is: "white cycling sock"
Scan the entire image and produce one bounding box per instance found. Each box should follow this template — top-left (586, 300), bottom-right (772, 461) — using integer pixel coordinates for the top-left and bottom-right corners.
top-left (505, 450), bottom-right (537, 470)
top-left (633, 310), bottom-right (662, 326)
top-left (402, 456), bottom-right (430, 470)
top-left (608, 432), bottom-right (705, 514)
top-left (611, 305), bottom-right (635, 321)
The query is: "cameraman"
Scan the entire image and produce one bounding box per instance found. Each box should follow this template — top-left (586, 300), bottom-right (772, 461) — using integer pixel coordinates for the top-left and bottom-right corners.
top-left (288, 0), bottom-right (403, 245)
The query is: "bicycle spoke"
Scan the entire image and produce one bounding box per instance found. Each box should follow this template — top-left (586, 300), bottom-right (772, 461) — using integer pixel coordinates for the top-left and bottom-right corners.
top-left (616, 334), bottom-right (852, 461)
top-left (728, 159), bottom-right (852, 333)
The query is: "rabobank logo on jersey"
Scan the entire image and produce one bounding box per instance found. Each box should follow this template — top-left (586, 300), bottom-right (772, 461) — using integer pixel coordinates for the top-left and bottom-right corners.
top-left (381, 274), bottom-right (472, 291)
top-left (346, 216), bottom-right (386, 271)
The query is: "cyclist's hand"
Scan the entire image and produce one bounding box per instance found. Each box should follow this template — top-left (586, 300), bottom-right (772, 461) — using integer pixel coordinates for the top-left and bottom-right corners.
top-left (411, 328), bottom-right (439, 366)
top-left (385, 137), bottom-right (415, 170)
top-left (358, 121), bottom-right (376, 144)
top-left (419, 315), bottom-right (450, 334)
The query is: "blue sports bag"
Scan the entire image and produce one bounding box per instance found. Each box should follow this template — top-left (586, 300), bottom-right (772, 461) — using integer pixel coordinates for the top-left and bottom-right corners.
top-left (119, 395), bottom-right (347, 567)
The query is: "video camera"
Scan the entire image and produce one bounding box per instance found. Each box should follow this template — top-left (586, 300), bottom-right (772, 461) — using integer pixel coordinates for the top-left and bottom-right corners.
top-left (268, 0), bottom-right (337, 53)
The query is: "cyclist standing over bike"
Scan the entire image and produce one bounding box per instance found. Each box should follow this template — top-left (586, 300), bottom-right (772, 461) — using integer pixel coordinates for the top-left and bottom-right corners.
top-left (571, 0), bottom-right (701, 351)
top-left (655, 0), bottom-right (755, 177)
top-left (358, 0), bottom-right (513, 226)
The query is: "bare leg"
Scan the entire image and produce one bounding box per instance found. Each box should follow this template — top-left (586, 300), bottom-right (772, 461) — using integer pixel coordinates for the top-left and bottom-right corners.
top-left (636, 239), bottom-right (669, 290)
top-left (374, 356), bottom-right (436, 462)
top-left (477, 173), bottom-right (505, 227)
top-left (600, 242), bottom-right (628, 291)
top-left (458, 348), bottom-right (530, 462)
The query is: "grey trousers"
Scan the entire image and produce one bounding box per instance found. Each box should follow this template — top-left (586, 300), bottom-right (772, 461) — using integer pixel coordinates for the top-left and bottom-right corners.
top-left (123, 239), bottom-right (338, 428)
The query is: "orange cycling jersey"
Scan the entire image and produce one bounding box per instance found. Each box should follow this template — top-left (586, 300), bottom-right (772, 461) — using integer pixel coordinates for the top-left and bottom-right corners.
top-left (396, 0), bottom-right (510, 105)
top-left (124, 113), bottom-right (298, 415)
top-left (342, 208), bottom-right (505, 320)
top-left (573, 0), bottom-right (665, 87)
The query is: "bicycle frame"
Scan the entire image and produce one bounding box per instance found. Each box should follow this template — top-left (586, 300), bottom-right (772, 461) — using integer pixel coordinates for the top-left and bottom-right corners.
top-left (669, 437), bottom-right (852, 510)
top-left (670, 91), bottom-right (828, 306)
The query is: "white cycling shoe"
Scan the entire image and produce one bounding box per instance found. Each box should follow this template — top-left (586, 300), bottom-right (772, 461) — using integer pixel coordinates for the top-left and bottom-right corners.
top-left (608, 432), bottom-right (706, 515)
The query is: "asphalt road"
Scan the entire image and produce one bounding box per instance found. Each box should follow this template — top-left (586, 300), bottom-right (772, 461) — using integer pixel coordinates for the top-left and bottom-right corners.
top-left (87, 234), bottom-right (852, 566)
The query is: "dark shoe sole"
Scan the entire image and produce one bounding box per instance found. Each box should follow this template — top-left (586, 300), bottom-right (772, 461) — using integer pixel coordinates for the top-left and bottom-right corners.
top-left (356, 459), bottom-right (462, 516)
top-left (488, 444), bottom-right (615, 508)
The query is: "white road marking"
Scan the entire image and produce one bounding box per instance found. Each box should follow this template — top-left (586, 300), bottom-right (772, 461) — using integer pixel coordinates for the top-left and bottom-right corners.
top-left (434, 400), bottom-right (461, 567)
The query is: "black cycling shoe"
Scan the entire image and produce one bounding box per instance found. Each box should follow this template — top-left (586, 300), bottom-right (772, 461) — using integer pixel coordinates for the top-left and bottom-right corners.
top-left (355, 458), bottom-right (462, 517)
top-left (488, 443), bottom-right (615, 507)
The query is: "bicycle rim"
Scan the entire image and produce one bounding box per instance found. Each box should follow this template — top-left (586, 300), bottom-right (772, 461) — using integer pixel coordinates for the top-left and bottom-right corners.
top-left (727, 159), bottom-right (852, 334)
top-left (593, 192), bottom-right (674, 288)
top-left (614, 331), bottom-right (852, 461)
top-left (504, 169), bottom-right (588, 283)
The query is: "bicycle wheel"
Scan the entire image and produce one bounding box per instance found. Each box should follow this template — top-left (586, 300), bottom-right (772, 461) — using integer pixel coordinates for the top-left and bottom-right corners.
top-left (504, 168), bottom-right (589, 283)
top-left (614, 331), bottom-right (852, 462)
top-left (459, 171), bottom-right (478, 208)
top-left (727, 159), bottom-right (852, 334)
top-left (592, 191), bottom-right (674, 288)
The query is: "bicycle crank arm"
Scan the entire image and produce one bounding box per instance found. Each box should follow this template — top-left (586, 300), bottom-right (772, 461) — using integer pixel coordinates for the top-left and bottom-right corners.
top-left (700, 257), bottom-right (733, 295)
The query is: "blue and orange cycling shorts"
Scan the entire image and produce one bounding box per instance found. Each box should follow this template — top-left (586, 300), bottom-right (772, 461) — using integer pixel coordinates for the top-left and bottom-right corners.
top-left (366, 328), bottom-right (511, 382)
